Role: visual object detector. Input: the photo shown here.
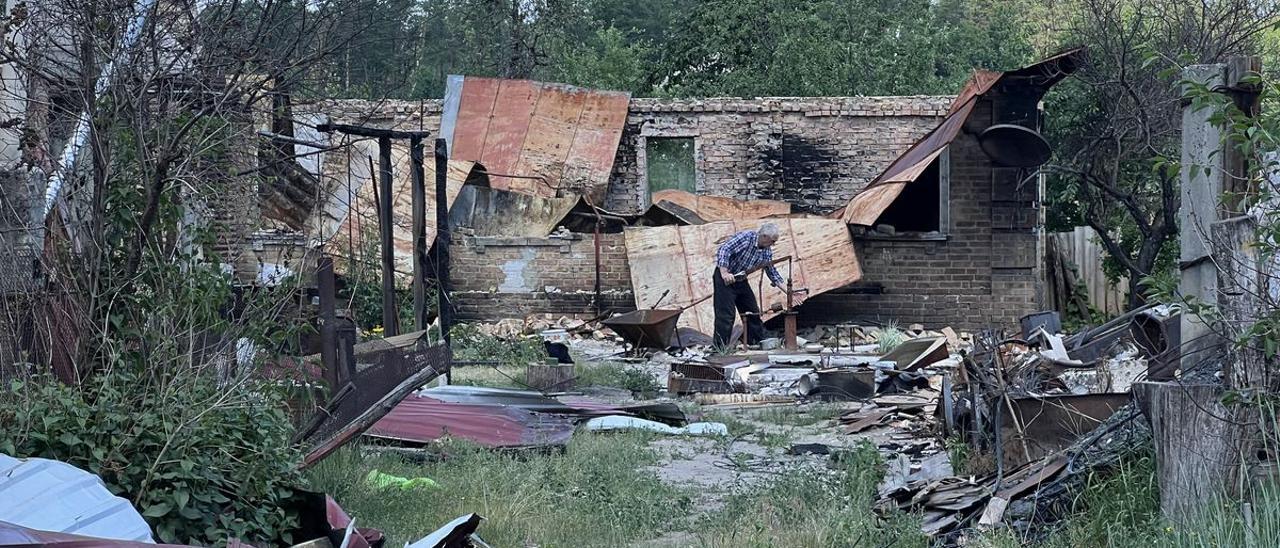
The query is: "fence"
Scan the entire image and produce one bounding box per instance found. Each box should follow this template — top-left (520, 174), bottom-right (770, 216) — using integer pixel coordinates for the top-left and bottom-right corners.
top-left (1048, 226), bottom-right (1129, 316)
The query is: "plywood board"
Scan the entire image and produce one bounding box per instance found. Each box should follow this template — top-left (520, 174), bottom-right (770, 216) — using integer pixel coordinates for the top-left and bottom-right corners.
top-left (316, 137), bottom-right (473, 278)
top-left (443, 76), bottom-right (630, 203)
top-left (651, 189), bottom-right (792, 221)
top-left (625, 219), bottom-right (862, 335)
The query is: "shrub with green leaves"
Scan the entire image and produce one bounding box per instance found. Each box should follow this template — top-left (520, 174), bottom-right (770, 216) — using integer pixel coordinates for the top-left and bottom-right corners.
top-left (0, 370), bottom-right (305, 545)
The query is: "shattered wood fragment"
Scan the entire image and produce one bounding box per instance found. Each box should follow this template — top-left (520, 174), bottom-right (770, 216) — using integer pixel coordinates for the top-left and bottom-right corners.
top-left (649, 189), bottom-right (791, 221)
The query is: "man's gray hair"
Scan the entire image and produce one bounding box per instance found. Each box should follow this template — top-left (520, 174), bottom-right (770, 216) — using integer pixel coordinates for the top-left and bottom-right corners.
top-left (758, 222), bottom-right (781, 239)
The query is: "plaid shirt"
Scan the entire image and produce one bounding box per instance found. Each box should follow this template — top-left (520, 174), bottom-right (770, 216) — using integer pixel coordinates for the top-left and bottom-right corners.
top-left (716, 230), bottom-right (785, 287)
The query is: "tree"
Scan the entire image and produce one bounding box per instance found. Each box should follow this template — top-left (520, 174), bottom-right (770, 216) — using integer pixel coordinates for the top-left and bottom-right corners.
top-left (1044, 0), bottom-right (1280, 307)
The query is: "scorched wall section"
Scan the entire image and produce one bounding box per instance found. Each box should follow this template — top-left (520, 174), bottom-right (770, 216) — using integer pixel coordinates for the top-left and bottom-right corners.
top-left (605, 97), bottom-right (953, 214)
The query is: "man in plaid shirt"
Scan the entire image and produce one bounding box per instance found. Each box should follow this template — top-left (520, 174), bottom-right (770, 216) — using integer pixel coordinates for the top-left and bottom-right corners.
top-left (713, 222), bottom-right (788, 347)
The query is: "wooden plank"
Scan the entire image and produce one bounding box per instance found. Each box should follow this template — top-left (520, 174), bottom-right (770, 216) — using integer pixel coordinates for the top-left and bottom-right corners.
top-left (450, 77), bottom-right (500, 162)
top-left (624, 219), bottom-right (861, 334)
top-left (480, 80), bottom-right (541, 182)
top-left (651, 189), bottom-right (791, 221)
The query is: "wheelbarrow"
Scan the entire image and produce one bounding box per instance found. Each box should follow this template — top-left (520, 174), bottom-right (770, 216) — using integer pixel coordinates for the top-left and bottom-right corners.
top-left (603, 291), bottom-right (713, 350)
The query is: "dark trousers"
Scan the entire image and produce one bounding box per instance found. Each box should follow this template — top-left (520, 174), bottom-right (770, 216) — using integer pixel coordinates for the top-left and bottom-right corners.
top-left (713, 271), bottom-right (764, 347)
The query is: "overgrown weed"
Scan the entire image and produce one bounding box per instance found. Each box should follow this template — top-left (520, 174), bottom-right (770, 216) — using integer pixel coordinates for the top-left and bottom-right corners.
top-left (307, 432), bottom-right (691, 547)
top-left (695, 442), bottom-right (926, 547)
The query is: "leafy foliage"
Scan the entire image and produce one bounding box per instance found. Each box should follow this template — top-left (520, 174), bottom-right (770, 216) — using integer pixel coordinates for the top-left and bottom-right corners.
top-left (449, 323), bottom-right (547, 365)
top-left (0, 371), bottom-right (304, 545)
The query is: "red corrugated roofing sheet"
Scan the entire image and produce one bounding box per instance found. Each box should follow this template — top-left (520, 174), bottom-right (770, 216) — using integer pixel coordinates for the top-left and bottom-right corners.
top-left (366, 396), bottom-right (577, 448)
top-left (446, 77), bottom-right (629, 204)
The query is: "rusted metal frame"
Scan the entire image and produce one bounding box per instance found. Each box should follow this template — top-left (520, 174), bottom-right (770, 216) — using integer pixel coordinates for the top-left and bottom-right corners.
top-left (377, 136), bottom-right (398, 336)
top-left (411, 137), bottom-right (427, 331)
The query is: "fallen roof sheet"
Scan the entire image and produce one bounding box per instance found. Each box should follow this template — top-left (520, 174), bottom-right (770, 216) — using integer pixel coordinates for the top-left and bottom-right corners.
top-left (648, 190), bottom-right (791, 223)
top-left (447, 184), bottom-right (581, 238)
top-left (0, 454), bottom-right (154, 543)
top-left (366, 395), bottom-right (577, 449)
top-left (0, 521), bottom-right (174, 548)
top-left (838, 48), bottom-right (1084, 226)
top-left (624, 218), bottom-right (862, 334)
top-left (439, 76), bottom-right (630, 203)
top-left (422, 386), bottom-right (688, 425)
top-left (300, 335), bottom-right (451, 468)
top-left (314, 135), bottom-right (479, 275)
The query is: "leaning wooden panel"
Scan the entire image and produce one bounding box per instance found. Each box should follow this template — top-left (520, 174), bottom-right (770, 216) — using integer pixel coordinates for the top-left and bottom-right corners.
top-left (653, 190), bottom-right (792, 221)
top-left (626, 220), bottom-right (860, 335)
top-left (623, 227), bottom-right (698, 328)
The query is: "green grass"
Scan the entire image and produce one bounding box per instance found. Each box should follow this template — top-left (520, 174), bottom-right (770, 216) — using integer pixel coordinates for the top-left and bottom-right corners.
top-left (694, 442), bottom-right (926, 547)
top-left (450, 363), bottom-right (527, 388)
top-left (747, 403), bottom-right (846, 427)
top-left (575, 361), bottom-right (661, 394)
top-left (307, 432), bottom-right (692, 547)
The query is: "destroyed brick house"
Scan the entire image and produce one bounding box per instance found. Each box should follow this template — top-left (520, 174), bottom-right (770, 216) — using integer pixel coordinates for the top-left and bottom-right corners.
top-left (244, 50), bottom-right (1082, 333)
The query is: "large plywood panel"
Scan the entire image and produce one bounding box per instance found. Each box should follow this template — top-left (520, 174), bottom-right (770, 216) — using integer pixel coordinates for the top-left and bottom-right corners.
top-left (511, 85), bottom-right (587, 195)
top-left (625, 219), bottom-right (861, 335)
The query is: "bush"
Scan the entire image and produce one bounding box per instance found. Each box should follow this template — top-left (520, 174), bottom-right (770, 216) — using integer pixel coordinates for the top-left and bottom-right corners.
top-left (0, 370), bottom-right (305, 546)
top-left (449, 323), bottom-right (546, 365)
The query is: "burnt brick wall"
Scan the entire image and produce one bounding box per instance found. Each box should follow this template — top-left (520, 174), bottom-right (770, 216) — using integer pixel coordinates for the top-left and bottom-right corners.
top-left (605, 97), bottom-right (953, 214)
top-left (801, 99), bottom-right (1042, 330)
top-left (448, 232), bottom-right (634, 320)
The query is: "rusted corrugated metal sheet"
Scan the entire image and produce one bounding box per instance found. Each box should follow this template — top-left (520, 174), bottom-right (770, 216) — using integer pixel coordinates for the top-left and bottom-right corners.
top-left (839, 48), bottom-right (1084, 226)
top-left (439, 76), bottom-right (630, 203)
top-left (366, 395), bottom-right (577, 449)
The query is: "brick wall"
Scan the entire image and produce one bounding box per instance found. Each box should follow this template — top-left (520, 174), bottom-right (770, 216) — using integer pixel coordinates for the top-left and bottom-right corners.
top-left (801, 99), bottom-right (1042, 330)
top-left (605, 96), bottom-right (953, 213)
top-left (448, 231), bottom-right (634, 320)
top-left (294, 95), bottom-right (1041, 330)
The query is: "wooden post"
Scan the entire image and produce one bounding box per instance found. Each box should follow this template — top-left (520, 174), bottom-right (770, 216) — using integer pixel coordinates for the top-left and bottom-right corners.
top-left (434, 138), bottom-right (452, 384)
top-left (377, 136), bottom-right (398, 337)
top-left (317, 256), bottom-right (338, 391)
top-left (410, 137), bottom-right (427, 331)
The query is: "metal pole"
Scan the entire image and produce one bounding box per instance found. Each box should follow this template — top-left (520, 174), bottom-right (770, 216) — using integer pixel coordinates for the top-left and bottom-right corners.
top-left (411, 137), bottom-right (427, 331)
top-left (317, 256), bottom-right (338, 391)
top-left (378, 136), bottom-right (398, 336)
top-left (434, 138), bottom-right (452, 349)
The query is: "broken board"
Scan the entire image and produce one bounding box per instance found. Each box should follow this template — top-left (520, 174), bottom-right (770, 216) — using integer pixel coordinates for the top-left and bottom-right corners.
top-left (624, 219), bottom-right (862, 335)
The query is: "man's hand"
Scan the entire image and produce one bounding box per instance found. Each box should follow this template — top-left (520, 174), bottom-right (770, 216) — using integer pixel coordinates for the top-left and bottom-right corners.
top-left (720, 267), bottom-right (736, 284)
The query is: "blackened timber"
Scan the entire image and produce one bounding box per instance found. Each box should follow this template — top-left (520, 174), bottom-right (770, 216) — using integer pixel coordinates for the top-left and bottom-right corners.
top-left (378, 136), bottom-right (398, 336)
top-left (434, 138), bottom-right (452, 352)
top-left (317, 256), bottom-right (338, 390)
top-left (315, 121), bottom-right (431, 140)
top-left (411, 137), bottom-right (427, 331)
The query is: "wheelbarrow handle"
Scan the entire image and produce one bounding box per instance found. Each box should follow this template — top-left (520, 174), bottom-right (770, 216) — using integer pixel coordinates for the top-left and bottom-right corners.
top-left (680, 293), bottom-right (714, 310)
top-left (650, 289), bottom-right (671, 309)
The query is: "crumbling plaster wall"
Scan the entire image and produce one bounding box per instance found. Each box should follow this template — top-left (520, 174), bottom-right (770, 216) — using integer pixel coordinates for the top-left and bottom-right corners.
top-left (605, 97), bottom-right (953, 214)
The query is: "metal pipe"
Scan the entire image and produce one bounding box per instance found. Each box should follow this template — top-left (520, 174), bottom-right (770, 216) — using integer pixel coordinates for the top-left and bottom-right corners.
top-left (378, 136), bottom-right (398, 336)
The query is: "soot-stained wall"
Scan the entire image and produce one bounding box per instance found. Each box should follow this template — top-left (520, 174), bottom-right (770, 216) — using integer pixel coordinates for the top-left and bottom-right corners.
top-left (604, 97), bottom-right (953, 214)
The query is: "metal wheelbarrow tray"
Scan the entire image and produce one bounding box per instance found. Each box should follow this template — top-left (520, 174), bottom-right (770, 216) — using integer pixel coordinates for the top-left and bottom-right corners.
top-left (602, 309), bottom-right (684, 349)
